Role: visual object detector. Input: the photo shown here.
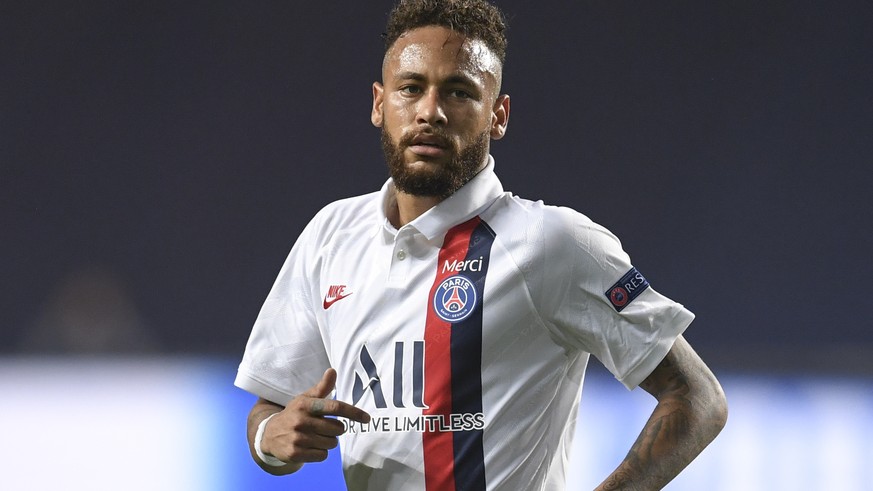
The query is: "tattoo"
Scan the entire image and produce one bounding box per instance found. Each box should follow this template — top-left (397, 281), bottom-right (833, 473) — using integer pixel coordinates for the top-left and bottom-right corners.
top-left (596, 336), bottom-right (727, 490)
top-left (310, 399), bottom-right (326, 416)
top-left (635, 351), bottom-right (694, 481)
top-left (598, 469), bottom-right (635, 491)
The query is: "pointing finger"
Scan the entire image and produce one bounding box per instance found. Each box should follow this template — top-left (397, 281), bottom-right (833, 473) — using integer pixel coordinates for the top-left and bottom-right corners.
top-left (308, 397), bottom-right (371, 424)
top-left (310, 398), bottom-right (328, 416)
top-left (304, 368), bottom-right (338, 400)
top-left (297, 368), bottom-right (371, 424)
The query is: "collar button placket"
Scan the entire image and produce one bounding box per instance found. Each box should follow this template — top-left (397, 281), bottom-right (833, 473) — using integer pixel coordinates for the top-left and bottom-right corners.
top-left (387, 229), bottom-right (413, 288)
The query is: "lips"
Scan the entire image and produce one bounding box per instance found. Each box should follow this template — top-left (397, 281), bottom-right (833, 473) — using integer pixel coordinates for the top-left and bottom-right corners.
top-left (409, 143), bottom-right (447, 157)
top-left (407, 133), bottom-right (450, 157)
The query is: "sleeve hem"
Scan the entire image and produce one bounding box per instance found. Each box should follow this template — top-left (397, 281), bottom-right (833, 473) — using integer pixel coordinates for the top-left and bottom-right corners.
top-left (234, 371), bottom-right (296, 407)
top-left (617, 307), bottom-right (695, 390)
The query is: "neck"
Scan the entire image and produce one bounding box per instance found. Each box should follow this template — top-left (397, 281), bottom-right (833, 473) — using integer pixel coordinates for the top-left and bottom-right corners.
top-left (385, 154), bottom-right (491, 229)
top-left (388, 192), bottom-right (442, 229)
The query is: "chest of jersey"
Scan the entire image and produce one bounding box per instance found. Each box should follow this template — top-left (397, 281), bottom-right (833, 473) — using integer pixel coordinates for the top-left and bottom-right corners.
top-left (315, 217), bottom-right (494, 404)
top-left (313, 214), bottom-right (572, 457)
top-left (311, 212), bottom-right (586, 491)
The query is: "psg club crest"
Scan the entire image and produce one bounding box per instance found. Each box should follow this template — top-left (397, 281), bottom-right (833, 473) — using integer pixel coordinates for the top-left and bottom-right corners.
top-left (434, 275), bottom-right (478, 323)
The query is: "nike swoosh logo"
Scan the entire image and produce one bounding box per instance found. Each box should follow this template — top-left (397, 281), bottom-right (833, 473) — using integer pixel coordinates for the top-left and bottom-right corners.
top-left (323, 291), bottom-right (352, 310)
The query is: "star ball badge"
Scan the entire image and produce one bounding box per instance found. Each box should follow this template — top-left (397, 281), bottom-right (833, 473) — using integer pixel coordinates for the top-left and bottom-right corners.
top-left (605, 267), bottom-right (650, 312)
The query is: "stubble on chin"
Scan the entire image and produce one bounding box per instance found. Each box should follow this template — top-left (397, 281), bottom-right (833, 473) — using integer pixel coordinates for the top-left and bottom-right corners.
top-left (381, 129), bottom-right (489, 200)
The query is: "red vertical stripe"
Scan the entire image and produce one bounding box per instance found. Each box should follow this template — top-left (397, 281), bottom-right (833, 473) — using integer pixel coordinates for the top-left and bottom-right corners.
top-left (422, 217), bottom-right (480, 491)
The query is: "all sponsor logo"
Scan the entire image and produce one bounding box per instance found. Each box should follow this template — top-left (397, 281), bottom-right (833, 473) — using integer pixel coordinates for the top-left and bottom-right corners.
top-left (347, 343), bottom-right (486, 435)
top-left (433, 275), bottom-right (478, 323)
top-left (353, 342), bottom-right (426, 409)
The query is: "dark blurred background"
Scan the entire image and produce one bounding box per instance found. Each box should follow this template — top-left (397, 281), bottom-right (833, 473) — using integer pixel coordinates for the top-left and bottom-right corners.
top-left (4, 1), bottom-right (872, 371)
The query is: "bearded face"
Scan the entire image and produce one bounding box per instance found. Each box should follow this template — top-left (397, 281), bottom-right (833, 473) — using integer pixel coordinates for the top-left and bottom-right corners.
top-left (381, 127), bottom-right (490, 199)
top-left (371, 26), bottom-right (509, 203)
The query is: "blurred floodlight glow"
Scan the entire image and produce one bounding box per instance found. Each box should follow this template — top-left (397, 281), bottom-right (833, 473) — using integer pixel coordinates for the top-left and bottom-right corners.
top-left (0, 358), bottom-right (220, 491)
top-left (1, 358), bottom-right (871, 490)
top-left (571, 374), bottom-right (873, 491)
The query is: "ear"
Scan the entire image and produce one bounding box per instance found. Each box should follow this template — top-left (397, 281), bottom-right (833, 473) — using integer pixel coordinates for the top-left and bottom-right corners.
top-left (371, 82), bottom-right (385, 128)
top-left (490, 94), bottom-right (510, 140)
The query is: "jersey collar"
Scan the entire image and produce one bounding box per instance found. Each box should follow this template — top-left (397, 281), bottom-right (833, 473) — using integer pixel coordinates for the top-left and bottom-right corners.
top-left (378, 155), bottom-right (504, 241)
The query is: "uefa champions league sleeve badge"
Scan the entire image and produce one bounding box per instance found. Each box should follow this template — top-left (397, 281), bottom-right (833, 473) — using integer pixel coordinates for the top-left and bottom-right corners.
top-left (605, 267), bottom-right (650, 312)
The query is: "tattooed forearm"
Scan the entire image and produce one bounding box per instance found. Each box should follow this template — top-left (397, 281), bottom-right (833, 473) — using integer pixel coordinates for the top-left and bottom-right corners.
top-left (595, 336), bottom-right (727, 490)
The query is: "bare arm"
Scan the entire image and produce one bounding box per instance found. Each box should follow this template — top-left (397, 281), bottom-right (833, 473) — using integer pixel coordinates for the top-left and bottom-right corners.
top-left (247, 398), bottom-right (302, 475)
top-left (595, 335), bottom-right (728, 490)
top-left (246, 368), bottom-right (371, 476)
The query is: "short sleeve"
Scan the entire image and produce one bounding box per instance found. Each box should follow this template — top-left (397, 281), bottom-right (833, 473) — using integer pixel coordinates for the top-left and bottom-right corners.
top-left (537, 207), bottom-right (694, 389)
top-left (234, 215), bottom-right (331, 405)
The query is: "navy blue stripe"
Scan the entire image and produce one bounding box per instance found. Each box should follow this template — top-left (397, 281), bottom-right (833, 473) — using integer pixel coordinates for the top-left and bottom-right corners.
top-left (393, 342), bottom-right (405, 408)
top-left (412, 341), bottom-right (425, 408)
top-left (450, 218), bottom-right (495, 491)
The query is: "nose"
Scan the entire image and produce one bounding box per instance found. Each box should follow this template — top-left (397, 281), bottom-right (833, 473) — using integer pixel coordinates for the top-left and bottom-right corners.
top-left (416, 88), bottom-right (447, 126)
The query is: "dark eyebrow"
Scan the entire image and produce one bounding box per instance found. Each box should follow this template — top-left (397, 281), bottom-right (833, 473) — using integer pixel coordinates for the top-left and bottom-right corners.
top-left (444, 74), bottom-right (478, 87)
top-left (394, 71), bottom-right (478, 88)
top-left (395, 71), bottom-right (426, 82)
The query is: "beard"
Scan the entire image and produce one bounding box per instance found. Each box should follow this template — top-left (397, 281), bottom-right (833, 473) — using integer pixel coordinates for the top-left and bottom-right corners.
top-left (381, 127), bottom-right (489, 200)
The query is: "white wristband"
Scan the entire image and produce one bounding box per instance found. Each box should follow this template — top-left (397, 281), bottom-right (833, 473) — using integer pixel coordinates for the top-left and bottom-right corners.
top-left (255, 413), bottom-right (288, 467)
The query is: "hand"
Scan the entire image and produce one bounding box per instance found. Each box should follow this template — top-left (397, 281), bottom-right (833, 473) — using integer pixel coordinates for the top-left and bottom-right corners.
top-left (260, 368), bottom-right (371, 464)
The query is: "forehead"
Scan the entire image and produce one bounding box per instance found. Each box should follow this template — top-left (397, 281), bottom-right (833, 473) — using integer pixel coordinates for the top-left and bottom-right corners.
top-left (384, 25), bottom-right (501, 83)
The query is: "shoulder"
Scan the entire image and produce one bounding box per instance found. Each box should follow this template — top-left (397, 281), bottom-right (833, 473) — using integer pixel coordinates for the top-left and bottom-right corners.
top-left (303, 191), bottom-right (382, 243)
top-left (483, 194), bottom-right (620, 260)
top-left (313, 191), bottom-right (381, 224)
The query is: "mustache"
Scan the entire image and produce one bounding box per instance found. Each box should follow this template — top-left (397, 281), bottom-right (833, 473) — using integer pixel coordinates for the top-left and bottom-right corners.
top-left (398, 128), bottom-right (453, 149)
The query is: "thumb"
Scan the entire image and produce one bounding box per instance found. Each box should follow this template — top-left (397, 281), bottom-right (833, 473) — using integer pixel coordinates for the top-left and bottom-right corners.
top-left (305, 368), bottom-right (337, 399)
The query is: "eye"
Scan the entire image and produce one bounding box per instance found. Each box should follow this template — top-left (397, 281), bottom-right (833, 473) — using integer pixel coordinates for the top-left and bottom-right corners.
top-left (400, 85), bottom-right (423, 95)
top-left (450, 89), bottom-right (472, 99)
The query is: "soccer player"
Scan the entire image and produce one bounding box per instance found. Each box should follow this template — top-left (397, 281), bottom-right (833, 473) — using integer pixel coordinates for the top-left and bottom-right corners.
top-left (235, 1), bottom-right (728, 489)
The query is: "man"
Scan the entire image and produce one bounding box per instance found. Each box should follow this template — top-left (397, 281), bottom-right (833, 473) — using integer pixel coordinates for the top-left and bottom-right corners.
top-left (235, 0), bottom-right (727, 489)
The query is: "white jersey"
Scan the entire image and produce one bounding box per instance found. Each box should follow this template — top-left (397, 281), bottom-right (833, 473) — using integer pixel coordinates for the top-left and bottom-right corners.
top-left (235, 156), bottom-right (694, 491)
